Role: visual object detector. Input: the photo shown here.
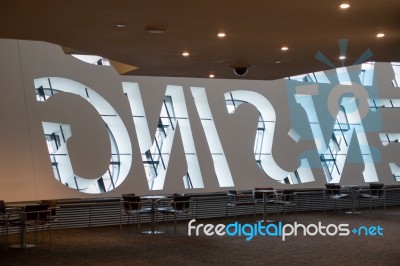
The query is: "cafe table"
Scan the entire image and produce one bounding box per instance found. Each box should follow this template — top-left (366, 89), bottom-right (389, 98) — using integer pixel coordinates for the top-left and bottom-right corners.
top-left (342, 185), bottom-right (362, 214)
top-left (254, 189), bottom-right (278, 223)
top-left (6, 203), bottom-right (39, 248)
top-left (140, 195), bottom-right (167, 234)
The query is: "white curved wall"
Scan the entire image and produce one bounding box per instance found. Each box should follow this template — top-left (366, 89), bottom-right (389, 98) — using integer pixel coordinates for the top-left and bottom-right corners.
top-left (0, 39), bottom-right (399, 201)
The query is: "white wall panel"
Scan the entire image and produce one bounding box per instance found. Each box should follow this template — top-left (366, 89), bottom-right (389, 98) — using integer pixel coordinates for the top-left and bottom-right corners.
top-left (0, 39), bottom-right (398, 201)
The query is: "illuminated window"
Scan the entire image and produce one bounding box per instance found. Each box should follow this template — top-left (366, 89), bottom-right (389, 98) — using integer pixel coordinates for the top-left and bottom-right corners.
top-left (392, 62), bottom-right (400, 87)
top-left (70, 54), bottom-right (111, 66)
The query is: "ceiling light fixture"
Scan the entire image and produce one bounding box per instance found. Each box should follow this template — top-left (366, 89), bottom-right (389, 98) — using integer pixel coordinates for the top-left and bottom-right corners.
top-left (116, 24), bottom-right (127, 28)
top-left (339, 55), bottom-right (346, 60)
top-left (281, 46), bottom-right (289, 51)
top-left (209, 74), bottom-right (215, 78)
top-left (274, 60), bottom-right (282, 64)
top-left (340, 3), bottom-right (350, 9)
top-left (145, 26), bottom-right (169, 34)
top-left (217, 33), bottom-right (226, 38)
top-left (377, 33), bottom-right (385, 38)
top-left (182, 52), bottom-right (190, 57)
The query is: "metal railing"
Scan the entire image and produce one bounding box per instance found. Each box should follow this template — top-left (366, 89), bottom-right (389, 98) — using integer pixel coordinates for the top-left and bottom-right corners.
top-left (5, 186), bottom-right (400, 232)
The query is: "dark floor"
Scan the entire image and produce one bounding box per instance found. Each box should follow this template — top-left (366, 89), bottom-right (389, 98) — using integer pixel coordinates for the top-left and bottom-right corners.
top-left (0, 207), bottom-right (399, 266)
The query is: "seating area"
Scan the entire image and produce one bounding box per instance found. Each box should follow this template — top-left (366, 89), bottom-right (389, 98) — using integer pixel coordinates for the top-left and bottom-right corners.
top-left (0, 184), bottom-right (396, 254)
top-left (1, 205), bottom-right (400, 265)
top-left (0, 202), bottom-right (54, 251)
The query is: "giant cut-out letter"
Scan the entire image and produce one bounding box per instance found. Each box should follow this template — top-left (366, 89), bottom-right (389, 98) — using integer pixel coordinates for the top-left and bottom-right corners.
top-left (295, 84), bottom-right (378, 183)
top-left (123, 82), bottom-right (204, 190)
top-left (191, 87), bottom-right (234, 187)
top-left (34, 77), bottom-right (132, 193)
top-left (225, 90), bottom-right (314, 184)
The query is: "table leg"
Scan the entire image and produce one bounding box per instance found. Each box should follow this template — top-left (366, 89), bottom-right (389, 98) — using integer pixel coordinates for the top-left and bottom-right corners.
top-left (262, 193), bottom-right (274, 223)
top-left (150, 203), bottom-right (155, 232)
top-left (142, 199), bottom-right (164, 234)
top-left (9, 224), bottom-right (35, 249)
top-left (345, 188), bottom-right (362, 214)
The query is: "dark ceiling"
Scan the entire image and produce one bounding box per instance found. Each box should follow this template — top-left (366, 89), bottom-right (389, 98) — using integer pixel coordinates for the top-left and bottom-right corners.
top-left (0, 0), bottom-right (399, 80)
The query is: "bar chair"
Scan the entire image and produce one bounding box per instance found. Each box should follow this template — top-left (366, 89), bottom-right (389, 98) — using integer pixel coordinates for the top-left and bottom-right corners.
top-left (0, 200), bottom-right (10, 249)
top-left (12, 204), bottom-right (52, 251)
top-left (157, 194), bottom-right (191, 233)
top-left (40, 200), bottom-right (61, 240)
top-left (226, 190), bottom-right (255, 220)
top-left (120, 194), bottom-right (152, 233)
top-left (274, 189), bottom-right (297, 222)
top-left (357, 183), bottom-right (385, 213)
top-left (324, 184), bottom-right (350, 213)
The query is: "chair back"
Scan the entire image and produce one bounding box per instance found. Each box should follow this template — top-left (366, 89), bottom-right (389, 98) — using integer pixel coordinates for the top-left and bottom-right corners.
top-left (122, 195), bottom-right (141, 211)
top-left (172, 193), bottom-right (186, 200)
top-left (24, 204), bottom-right (49, 222)
top-left (227, 190), bottom-right (237, 195)
top-left (172, 196), bottom-right (190, 210)
top-left (325, 183), bottom-right (341, 195)
top-left (227, 190), bottom-right (237, 202)
top-left (369, 183), bottom-right (384, 197)
top-left (41, 200), bottom-right (58, 216)
top-left (282, 189), bottom-right (295, 202)
top-left (253, 188), bottom-right (274, 200)
top-left (0, 200), bottom-right (5, 214)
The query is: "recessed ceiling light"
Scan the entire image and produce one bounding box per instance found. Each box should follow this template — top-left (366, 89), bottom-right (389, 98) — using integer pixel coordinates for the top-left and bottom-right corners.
top-left (182, 51), bottom-right (190, 57)
top-left (281, 46), bottom-right (289, 51)
top-left (275, 60), bottom-right (282, 64)
top-left (340, 3), bottom-right (350, 9)
top-left (217, 33), bottom-right (226, 38)
top-left (377, 33), bottom-right (385, 38)
top-left (339, 55), bottom-right (346, 60)
top-left (116, 24), bottom-right (127, 28)
top-left (209, 74), bottom-right (215, 78)
top-left (145, 26), bottom-right (168, 34)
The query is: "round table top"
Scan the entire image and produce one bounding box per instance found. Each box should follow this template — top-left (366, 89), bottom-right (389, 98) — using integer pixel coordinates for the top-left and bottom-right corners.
top-left (253, 189), bottom-right (277, 192)
top-left (141, 195), bottom-right (168, 200)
